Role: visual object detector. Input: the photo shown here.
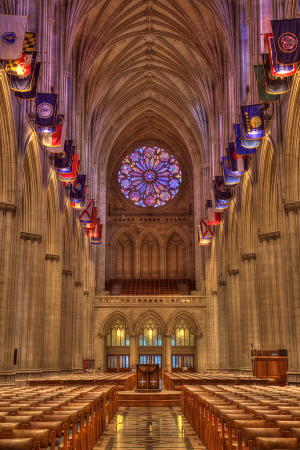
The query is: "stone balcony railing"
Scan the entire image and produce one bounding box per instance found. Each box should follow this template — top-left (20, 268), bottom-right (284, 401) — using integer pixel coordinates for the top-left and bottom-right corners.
top-left (95, 295), bottom-right (206, 307)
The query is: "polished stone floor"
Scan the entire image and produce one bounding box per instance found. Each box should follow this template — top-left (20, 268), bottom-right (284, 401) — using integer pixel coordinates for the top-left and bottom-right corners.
top-left (95, 406), bottom-right (205, 450)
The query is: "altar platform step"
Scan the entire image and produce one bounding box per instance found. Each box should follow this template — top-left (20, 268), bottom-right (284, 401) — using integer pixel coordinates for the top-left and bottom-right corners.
top-left (118, 390), bottom-right (181, 407)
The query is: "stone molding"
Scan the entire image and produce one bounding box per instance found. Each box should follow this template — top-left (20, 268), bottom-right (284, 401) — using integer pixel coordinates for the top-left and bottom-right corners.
top-left (20, 231), bottom-right (42, 243)
top-left (45, 253), bottom-right (60, 262)
top-left (84, 290), bottom-right (89, 296)
top-left (228, 268), bottom-right (239, 276)
top-left (75, 281), bottom-right (82, 287)
top-left (0, 202), bottom-right (17, 214)
top-left (196, 332), bottom-right (204, 339)
top-left (284, 201), bottom-right (300, 212)
top-left (245, 17), bottom-right (253, 25)
top-left (241, 252), bottom-right (256, 262)
top-left (211, 290), bottom-right (217, 295)
top-left (95, 296), bottom-right (206, 307)
top-left (218, 280), bottom-right (226, 287)
top-left (257, 230), bottom-right (280, 243)
top-left (62, 269), bottom-right (72, 276)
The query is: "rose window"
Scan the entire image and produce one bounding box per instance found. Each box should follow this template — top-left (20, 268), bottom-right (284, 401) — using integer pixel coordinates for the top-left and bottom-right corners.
top-left (118, 147), bottom-right (182, 207)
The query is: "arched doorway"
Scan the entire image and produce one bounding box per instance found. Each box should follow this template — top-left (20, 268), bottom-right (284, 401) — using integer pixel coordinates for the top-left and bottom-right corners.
top-left (138, 317), bottom-right (163, 376)
top-left (171, 318), bottom-right (195, 372)
top-left (106, 318), bottom-right (130, 372)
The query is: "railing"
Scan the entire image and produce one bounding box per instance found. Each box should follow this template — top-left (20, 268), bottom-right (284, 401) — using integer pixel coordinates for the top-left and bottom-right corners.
top-left (95, 295), bottom-right (206, 306)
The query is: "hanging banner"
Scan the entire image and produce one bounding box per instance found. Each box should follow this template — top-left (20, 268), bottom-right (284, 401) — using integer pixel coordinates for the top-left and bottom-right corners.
top-left (214, 176), bottom-right (232, 203)
top-left (222, 157), bottom-right (240, 187)
top-left (60, 154), bottom-right (79, 181)
top-left (262, 53), bottom-right (290, 94)
top-left (238, 119), bottom-right (260, 152)
top-left (6, 50), bottom-right (37, 79)
top-left (206, 200), bottom-right (221, 225)
top-left (54, 140), bottom-right (73, 174)
top-left (83, 206), bottom-right (97, 230)
top-left (200, 218), bottom-right (214, 239)
top-left (254, 64), bottom-right (281, 102)
top-left (13, 61), bottom-right (40, 100)
top-left (226, 144), bottom-right (246, 176)
top-left (79, 199), bottom-right (94, 224)
top-left (69, 174), bottom-right (86, 203)
top-left (71, 188), bottom-right (87, 210)
top-left (43, 115), bottom-right (64, 147)
top-left (266, 33), bottom-right (297, 77)
top-left (241, 104), bottom-right (265, 140)
top-left (210, 189), bottom-right (228, 213)
top-left (35, 93), bottom-right (58, 128)
top-left (86, 218), bottom-right (101, 239)
top-left (271, 18), bottom-right (300, 64)
top-left (0, 15), bottom-right (27, 60)
top-left (90, 222), bottom-right (103, 245)
top-left (22, 32), bottom-right (36, 54)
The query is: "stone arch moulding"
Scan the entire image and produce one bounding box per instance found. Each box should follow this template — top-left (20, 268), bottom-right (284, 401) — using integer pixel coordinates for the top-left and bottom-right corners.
top-left (166, 310), bottom-right (201, 336)
top-left (165, 225), bottom-right (191, 249)
top-left (137, 226), bottom-right (164, 248)
top-left (134, 310), bottom-right (166, 336)
top-left (99, 310), bottom-right (135, 336)
top-left (109, 226), bottom-right (138, 249)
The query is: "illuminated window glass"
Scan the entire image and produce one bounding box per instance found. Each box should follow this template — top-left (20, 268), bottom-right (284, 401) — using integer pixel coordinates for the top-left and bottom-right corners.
top-left (106, 319), bottom-right (130, 347)
top-left (171, 318), bottom-right (194, 346)
top-left (118, 147), bottom-right (182, 207)
top-left (138, 318), bottom-right (162, 346)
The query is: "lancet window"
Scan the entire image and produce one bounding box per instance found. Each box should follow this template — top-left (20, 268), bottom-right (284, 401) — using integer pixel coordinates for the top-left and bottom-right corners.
top-left (106, 319), bottom-right (130, 347)
top-left (139, 318), bottom-right (162, 346)
top-left (171, 318), bottom-right (194, 346)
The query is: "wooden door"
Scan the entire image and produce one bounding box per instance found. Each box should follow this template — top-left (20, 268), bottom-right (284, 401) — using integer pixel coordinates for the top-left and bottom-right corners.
top-left (107, 355), bottom-right (130, 372)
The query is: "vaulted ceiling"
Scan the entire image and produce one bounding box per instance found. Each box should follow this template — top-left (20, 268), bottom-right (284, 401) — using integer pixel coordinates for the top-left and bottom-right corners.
top-left (65, 0), bottom-right (234, 169)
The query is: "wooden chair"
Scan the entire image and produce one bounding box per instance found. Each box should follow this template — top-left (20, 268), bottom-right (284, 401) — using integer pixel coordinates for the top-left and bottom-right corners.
top-left (255, 437), bottom-right (298, 450)
top-left (30, 421), bottom-right (63, 438)
top-left (41, 415), bottom-right (71, 430)
top-left (275, 420), bottom-right (300, 437)
top-left (243, 427), bottom-right (281, 450)
top-left (0, 422), bottom-right (20, 438)
top-left (291, 427), bottom-right (300, 443)
top-left (262, 414), bottom-right (294, 427)
top-left (17, 411), bottom-right (44, 421)
top-left (3, 416), bottom-right (34, 429)
top-left (0, 438), bottom-right (33, 450)
top-left (12, 429), bottom-right (50, 449)
top-left (0, 407), bottom-right (21, 415)
top-left (29, 407), bottom-right (53, 414)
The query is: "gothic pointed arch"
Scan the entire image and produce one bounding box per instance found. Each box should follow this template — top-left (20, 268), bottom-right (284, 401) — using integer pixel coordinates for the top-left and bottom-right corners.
top-left (166, 310), bottom-right (201, 336)
top-left (46, 172), bottom-right (59, 255)
top-left (241, 173), bottom-right (254, 252)
top-left (99, 310), bottom-right (134, 336)
top-left (135, 310), bottom-right (166, 336)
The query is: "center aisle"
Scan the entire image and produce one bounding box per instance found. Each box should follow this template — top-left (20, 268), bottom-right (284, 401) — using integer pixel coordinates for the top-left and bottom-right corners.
top-left (95, 405), bottom-right (206, 449)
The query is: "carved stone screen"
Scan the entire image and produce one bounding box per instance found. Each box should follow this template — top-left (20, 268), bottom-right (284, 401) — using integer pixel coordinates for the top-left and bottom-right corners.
top-left (136, 363), bottom-right (159, 390)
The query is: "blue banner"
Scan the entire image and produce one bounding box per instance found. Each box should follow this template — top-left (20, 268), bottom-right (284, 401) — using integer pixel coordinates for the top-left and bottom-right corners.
top-left (227, 143), bottom-right (246, 176)
top-left (266, 33), bottom-right (296, 77)
top-left (262, 53), bottom-right (290, 94)
top-left (55, 140), bottom-right (74, 174)
top-left (241, 104), bottom-right (265, 140)
top-left (238, 119), bottom-right (259, 152)
top-left (214, 176), bottom-right (232, 202)
top-left (271, 18), bottom-right (300, 64)
top-left (222, 157), bottom-right (240, 186)
top-left (35, 93), bottom-right (58, 128)
top-left (14, 62), bottom-right (40, 101)
top-left (70, 174), bottom-right (86, 203)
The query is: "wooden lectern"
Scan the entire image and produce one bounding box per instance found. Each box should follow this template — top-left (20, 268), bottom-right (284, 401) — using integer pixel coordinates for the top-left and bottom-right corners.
top-left (136, 364), bottom-right (160, 391)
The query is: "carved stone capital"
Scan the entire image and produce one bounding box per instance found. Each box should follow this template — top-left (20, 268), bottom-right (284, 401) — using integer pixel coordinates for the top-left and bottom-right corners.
top-left (47, 18), bottom-right (55, 27)
top-left (218, 280), bottom-right (226, 287)
top-left (245, 17), bottom-right (253, 25)
top-left (0, 202), bottom-right (17, 214)
top-left (20, 232), bottom-right (42, 243)
top-left (196, 332), bottom-right (203, 339)
top-left (45, 253), bottom-right (60, 263)
top-left (228, 268), bottom-right (239, 276)
top-left (211, 290), bottom-right (217, 295)
top-left (84, 290), bottom-right (89, 296)
top-left (241, 252), bottom-right (256, 262)
top-left (202, 162), bottom-right (209, 168)
top-left (257, 230), bottom-right (280, 243)
top-left (63, 71), bottom-right (69, 78)
top-left (75, 281), bottom-right (82, 287)
top-left (62, 269), bottom-right (72, 277)
top-left (284, 201), bottom-right (300, 212)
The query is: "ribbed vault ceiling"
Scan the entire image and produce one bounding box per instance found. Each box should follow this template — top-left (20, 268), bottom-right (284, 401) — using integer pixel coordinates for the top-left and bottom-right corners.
top-left (66, 0), bottom-right (234, 168)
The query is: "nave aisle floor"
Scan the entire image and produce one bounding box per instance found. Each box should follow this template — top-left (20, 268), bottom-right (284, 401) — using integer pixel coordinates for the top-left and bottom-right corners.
top-left (94, 406), bottom-right (206, 450)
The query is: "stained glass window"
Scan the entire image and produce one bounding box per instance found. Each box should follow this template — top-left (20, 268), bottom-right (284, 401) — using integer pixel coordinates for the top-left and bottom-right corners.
top-left (171, 318), bottom-right (194, 346)
top-left (118, 147), bottom-right (182, 207)
top-left (106, 319), bottom-right (130, 347)
top-left (138, 318), bottom-right (162, 346)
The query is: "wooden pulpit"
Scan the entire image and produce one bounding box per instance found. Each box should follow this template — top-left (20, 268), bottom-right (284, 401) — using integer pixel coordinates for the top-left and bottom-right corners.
top-left (136, 363), bottom-right (160, 391)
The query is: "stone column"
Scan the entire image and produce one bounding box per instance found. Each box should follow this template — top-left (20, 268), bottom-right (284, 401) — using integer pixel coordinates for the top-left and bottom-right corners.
top-left (164, 334), bottom-right (171, 372)
top-left (196, 333), bottom-right (206, 372)
top-left (134, 245), bottom-right (140, 278)
top-left (227, 269), bottom-right (243, 372)
top-left (83, 291), bottom-right (90, 358)
top-left (59, 270), bottom-right (73, 370)
top-left (218, 280), bottom-right (229, 370)
top-left (208, 291), bottom-right (219, 370)
top-left (129, 334), bottom-right (138, 368)
top-left (96, 334), bottom-right (105, 372)
top-left (63, 71), bottom-right (69, 114)
top-left (245, 17), bottom-right (255, 103)
top-left (46, 19), bottom-right (54, 92)
top-left (0, 203), bottom-right (16, 370)
top-left (73, 281), bottom-right (83, 371)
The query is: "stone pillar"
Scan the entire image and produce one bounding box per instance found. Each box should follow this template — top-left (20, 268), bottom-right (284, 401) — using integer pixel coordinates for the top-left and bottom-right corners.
top-left (218, 280), bottom-right (229, 370)
top-left (83, 290), bottom-right (90, 358)
top-left (0, 203), bottom-right (16, 370)
top-left (208, 291), bottom-right (219, 370)
top-left (134, 245), bottom-right (140, 278)
top-left (59, 270), bottom-right (73, 370)
top-left (227, 269), bottom-right (243, 372)
top-left (96, 334), bottom-right (105, 372)
top-left (73, 281), bottom-right (83, 371)
top-left (129, 334), bottom-right (138, 368)
top-left (63, 71), bottom-right (69, 114)
top-left (196, 333), bottom-right (206, 372)
top-left (160, 245), bottom-right (166, 279)
top-left (164, 334), bottom-right (171, 372)
top-left (46, 19), bottom-right (54, 92)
